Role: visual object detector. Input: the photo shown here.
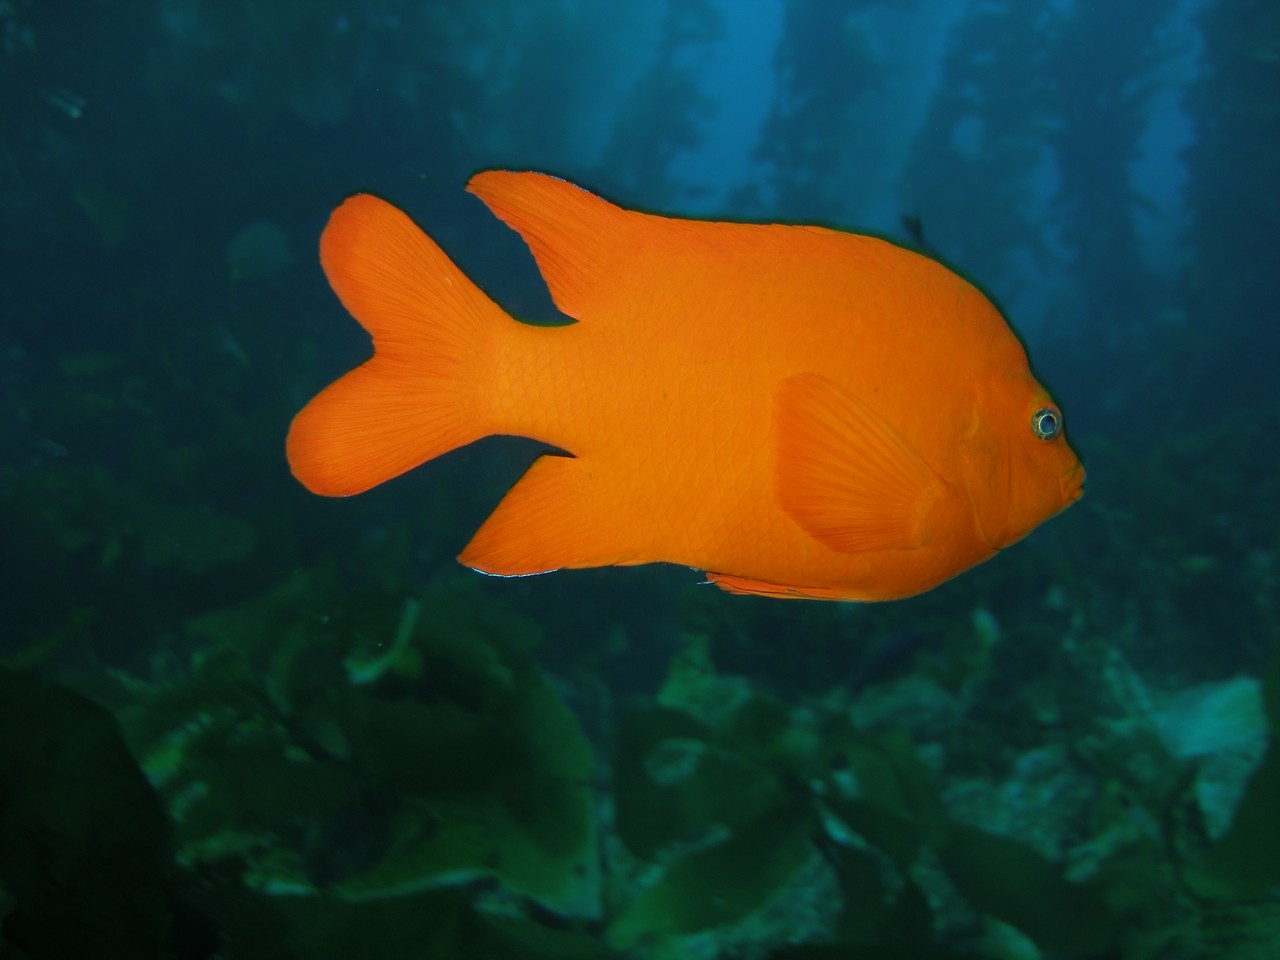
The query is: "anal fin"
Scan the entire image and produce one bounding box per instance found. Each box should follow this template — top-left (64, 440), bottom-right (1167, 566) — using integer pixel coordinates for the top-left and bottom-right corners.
top-left (459, 455), bottom-right (647, 577)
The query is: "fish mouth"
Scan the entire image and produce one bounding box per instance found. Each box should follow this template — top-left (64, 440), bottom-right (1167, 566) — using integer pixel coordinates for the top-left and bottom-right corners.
top-left (1059, 461), bottom-right (1086, 503)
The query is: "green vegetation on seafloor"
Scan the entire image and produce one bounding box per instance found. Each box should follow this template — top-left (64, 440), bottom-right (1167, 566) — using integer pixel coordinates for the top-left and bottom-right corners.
top-left (128, 574), bottom-right (598, 918)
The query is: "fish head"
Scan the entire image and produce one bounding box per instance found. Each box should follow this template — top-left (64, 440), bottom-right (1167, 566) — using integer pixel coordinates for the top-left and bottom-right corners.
top-left (959, 373), bottom-right (1084, 550)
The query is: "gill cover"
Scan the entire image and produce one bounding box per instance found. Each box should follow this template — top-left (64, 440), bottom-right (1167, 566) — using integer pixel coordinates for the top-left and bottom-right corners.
top-left (959, 409), bottom-right (1015, 549)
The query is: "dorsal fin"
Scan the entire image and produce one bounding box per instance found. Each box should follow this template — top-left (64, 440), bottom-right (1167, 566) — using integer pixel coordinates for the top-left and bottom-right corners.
top-left (466, 171), bottom-right (634, 320)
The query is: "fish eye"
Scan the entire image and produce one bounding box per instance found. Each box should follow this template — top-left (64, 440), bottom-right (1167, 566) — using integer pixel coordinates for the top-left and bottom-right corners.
top-left (1031, 406), bottom-right (1062, 441)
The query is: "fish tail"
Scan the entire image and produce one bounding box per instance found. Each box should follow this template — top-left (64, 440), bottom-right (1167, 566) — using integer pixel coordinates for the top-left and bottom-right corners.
top-left (287, 194), bottom-right (509, 496)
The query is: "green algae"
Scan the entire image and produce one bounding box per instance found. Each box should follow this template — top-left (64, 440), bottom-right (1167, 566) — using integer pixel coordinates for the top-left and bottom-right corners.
top-left (116, 577), bottom-right (598, 923)
top-left (607, 798), bottom-right (817, 949)
top-left (938, 824), bottom-right (1115, 960)
top-left (0, 668), bottom-right (177, 959)
top-left (266, 890), bottom-right (609, 960)
top-left (1187, 638), bottom-right (1280, 898)
top-left (613, 701), bottom-right (783, 860)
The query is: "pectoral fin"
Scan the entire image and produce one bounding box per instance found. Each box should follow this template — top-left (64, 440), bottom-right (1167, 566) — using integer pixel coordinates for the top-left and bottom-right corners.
top-left (773, 373), bottom-right (944, 553)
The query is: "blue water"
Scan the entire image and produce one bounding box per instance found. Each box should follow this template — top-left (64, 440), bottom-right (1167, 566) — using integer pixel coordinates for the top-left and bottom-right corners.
top-left (1, 2), bottom-right (1276, 957)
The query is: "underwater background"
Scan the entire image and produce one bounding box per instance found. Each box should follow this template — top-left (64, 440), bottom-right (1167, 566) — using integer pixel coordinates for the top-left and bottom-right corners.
top-left (1, 1), bottom-right (1278, 958)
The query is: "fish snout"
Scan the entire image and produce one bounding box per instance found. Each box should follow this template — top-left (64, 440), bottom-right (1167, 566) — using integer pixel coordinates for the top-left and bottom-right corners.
top-left (1059, 461), bottom-right (1086, 503)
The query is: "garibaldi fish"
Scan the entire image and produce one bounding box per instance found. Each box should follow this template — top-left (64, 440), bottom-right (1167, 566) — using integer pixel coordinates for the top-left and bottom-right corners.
top-left (288, 172), bottom-right (1084, 601)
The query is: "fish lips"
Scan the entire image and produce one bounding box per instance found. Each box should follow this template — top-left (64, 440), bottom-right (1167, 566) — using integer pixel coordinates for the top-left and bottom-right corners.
top-left (1059, 460), bottom-right (1086, 505)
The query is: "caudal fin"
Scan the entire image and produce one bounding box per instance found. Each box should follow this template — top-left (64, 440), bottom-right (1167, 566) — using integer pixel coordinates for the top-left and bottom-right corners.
top-left (287, 194), bottom-right (509, 496)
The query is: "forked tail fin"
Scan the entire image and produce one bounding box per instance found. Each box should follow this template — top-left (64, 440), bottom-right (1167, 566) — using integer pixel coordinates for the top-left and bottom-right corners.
top-left (287, 194), bottom-right (510, 496)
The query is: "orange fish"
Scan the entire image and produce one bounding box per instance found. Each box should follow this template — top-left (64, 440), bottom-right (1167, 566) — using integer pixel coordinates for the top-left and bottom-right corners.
top-left (288, 172), bottom-right (1084, 601)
